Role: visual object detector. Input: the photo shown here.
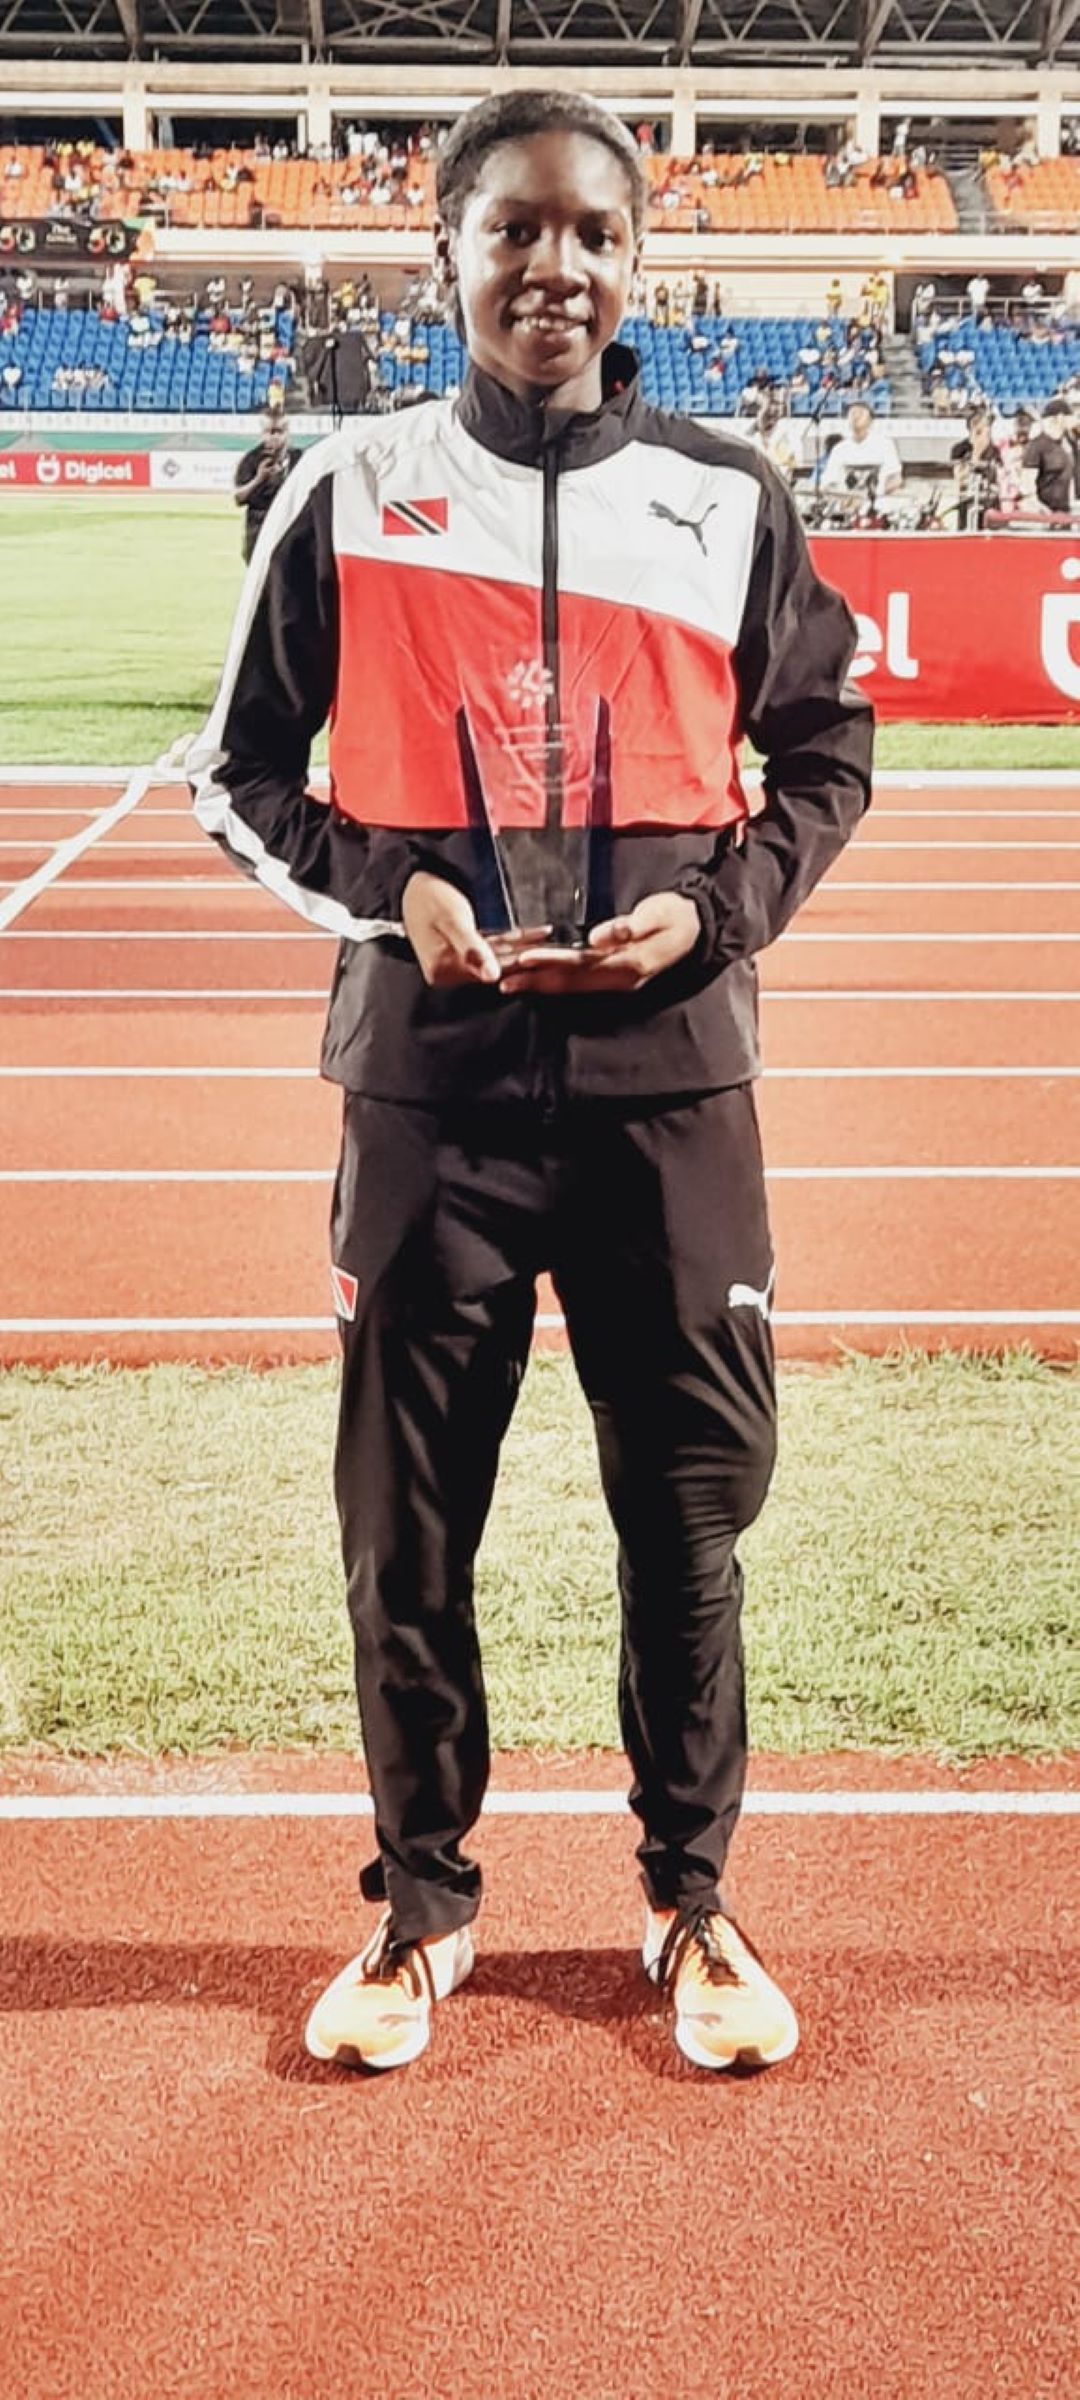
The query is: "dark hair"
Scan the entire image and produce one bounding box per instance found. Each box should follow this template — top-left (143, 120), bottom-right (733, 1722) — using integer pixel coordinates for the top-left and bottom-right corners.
top-left (435, 89), bottom-right (648, 239)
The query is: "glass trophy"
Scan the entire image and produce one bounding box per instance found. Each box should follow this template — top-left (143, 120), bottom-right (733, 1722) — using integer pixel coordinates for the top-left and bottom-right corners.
top-left (456, 672), bottom-right (610, 962)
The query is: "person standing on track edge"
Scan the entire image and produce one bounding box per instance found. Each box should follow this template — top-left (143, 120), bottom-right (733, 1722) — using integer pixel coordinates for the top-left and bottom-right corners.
top-left (188, 90), bottom-right (873, 2076)
top-left (232, 407), bottom-right (299, 564)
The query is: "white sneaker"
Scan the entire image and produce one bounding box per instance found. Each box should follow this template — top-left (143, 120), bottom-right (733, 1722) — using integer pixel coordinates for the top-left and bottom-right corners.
top-left (644, 1902), bottom-right (799, 2071)
top-left (304, 1911), bottom-right (475, 2071)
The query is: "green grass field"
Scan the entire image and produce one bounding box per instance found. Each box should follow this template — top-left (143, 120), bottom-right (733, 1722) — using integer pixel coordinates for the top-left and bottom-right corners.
top-left (2, 1353), bottom-right (1076, 1760)
top-left (2, 493), bottom-right (1079, 769)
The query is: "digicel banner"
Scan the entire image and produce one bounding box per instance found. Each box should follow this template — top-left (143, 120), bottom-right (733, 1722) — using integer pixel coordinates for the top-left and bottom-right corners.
top-left (810, 533), bottom-right (1080, 722)
top-left (0, 450), bottom-right (150, 489)
top-left (0, 456), bottom-right (1078, 719)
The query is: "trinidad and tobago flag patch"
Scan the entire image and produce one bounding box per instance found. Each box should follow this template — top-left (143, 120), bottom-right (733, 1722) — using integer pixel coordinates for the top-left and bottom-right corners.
top-left (380, 495), bottom-right (449, 537)
top-left (330, 1263), bottom-right (359, 1322)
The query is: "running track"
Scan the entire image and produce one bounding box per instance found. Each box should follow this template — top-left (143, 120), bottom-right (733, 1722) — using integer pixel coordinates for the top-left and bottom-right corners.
top-left (1, 765), bottom-right (1078, 1364)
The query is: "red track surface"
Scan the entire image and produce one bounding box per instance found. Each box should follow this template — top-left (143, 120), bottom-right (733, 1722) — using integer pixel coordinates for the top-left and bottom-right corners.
top-left (2, 784), bottom-right (1077, 2393)
top-left (1, 1757), bottom-right (1077, 2400)
top-left (1, 772), bottom-right (1077, 1363)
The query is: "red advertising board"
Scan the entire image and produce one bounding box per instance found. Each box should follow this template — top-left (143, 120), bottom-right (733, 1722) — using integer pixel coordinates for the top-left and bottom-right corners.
top-left (0, 449), bottom-right (150, 490)
top-left (810, 532), bottom-right (1080, 722)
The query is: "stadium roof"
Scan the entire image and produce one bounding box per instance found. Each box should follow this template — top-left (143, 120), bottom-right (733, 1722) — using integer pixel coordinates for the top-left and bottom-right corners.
top-left (0, 0), bottom-right (1076, 65)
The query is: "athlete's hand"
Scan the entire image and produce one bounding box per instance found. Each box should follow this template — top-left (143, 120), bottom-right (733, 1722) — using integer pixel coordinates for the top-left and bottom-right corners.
top-left (500, 893), bottom-right (702, 995)
top-left (401, 871), bottom-right (501, 987)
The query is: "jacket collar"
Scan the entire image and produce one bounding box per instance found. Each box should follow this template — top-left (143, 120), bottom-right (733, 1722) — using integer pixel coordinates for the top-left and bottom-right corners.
top-left (455, 342), bottom-right (643, 469)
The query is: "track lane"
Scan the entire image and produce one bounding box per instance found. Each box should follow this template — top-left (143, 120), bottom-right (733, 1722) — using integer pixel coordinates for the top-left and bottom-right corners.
top-left (0, 1809), bottom-right (1074, 2400)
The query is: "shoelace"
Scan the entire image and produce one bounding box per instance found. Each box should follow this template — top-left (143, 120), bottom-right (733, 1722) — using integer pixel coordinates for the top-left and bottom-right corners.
top-left (656, 1904), bottom-right (743, 1995)
top-left (366, 1921), bottom-right (438, 2004)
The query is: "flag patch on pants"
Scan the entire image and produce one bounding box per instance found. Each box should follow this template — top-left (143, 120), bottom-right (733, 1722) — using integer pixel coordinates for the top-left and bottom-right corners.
top-left (330, 1263), bottom-right (359, 1321)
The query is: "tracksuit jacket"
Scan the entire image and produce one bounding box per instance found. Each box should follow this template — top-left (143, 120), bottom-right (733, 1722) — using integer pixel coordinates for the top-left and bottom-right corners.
top-left (188, 350), bottom-right (874, 1102)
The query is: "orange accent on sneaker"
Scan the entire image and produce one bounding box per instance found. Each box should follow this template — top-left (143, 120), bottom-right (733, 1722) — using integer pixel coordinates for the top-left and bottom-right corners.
top-left (644, 1904), bottom-right (799, 2072)
top-left (304, 1913), bottom-right (475, 2072)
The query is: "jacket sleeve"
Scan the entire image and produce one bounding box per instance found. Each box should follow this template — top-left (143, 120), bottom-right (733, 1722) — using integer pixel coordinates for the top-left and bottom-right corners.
top-left (187, 445), bottom-right (419, 942)
top-left (674, 461), bottom-right (873, 968)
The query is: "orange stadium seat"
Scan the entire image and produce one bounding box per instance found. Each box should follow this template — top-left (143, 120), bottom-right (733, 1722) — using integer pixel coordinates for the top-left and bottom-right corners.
top-left (985, 157), bottom-right (1080, 232)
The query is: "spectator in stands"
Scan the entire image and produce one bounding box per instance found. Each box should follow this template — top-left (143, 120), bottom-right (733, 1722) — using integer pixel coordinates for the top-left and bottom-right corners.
top-left (821, 399), bottom-right (902, 506)
top-left (949, 405), bottom-right (1002, 529)
top-left (1, 361), bottom-right (22, 404)
top-left (1023, 397), bottom-right (1078, 517)
top-left (825, 276), bottom-right (842, 318)
top-left (233, 410), bottom-right (300, 564)
top-left (966, 271), bottom-right (989, 320)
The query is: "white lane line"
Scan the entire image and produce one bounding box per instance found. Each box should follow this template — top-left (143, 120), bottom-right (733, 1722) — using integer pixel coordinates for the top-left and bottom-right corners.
top-left (11, 875), bottom-right (1080, 897)
top-left (824, 882), bottom-right (1080, 892)
top-left (767, 990), bottom-right (1080, 1001)
top-left (0, 766), bottom-right (138, 785)
top-left (0, 765), bottom-right (1075, 789)
top-left (3, 1311), bottom-right (1077, 1336)
top-left (6, 930), bottom-right (1080, 948)
top-left (851, 841), bottom-right (1080, 850)
top-left (867, 810), bottom-right (1080, 821)
top-left (1, 1167), bottom-right (1077, 1184)
top-left (0, 878), bottom-right (271, 893)
top-left (0, 987), bottom-right (327, 1000)
top-left (0, 1788), bottom-right (1075, 1823)
top-left (4, 931), bottom-right (331, 941)
top-left (0, 764), bottom-right (163, 936)
top-left (2, 988), bottom-right (1079, 1006)
top-left (3, 1066), bottom-right (1079, 1082)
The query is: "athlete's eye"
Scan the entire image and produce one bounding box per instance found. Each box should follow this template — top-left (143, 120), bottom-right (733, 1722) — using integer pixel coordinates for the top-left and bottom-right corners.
top-left (583, 227), bottom-right (617, 251)
top-left (498, 221), bottom-right (534, 246)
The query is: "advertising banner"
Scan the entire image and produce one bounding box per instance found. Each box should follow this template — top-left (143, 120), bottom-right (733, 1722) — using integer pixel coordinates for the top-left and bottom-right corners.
top-left (0, 217), bottom-right (136, 262)
top-left (0, 449), bottom-right (150, 488)
top-left (811, 533), bottom-right (1080, 721)
top-left (149, 450), bottom-right (236, 494)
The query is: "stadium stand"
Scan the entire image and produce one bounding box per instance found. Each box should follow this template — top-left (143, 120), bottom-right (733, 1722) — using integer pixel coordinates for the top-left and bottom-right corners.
top-left (0, 140), bottom-right (956, 237)
top-left (915, 316), bottom-right (1080, 414)
top-left (0, 301), bottom-right (296, 411)
top-left (371, 311), bottom-right (891, 418)
top-left (983, 155), bottom-right (1080, 234)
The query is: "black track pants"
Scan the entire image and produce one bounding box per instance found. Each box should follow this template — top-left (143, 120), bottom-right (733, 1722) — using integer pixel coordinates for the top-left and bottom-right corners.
top-left (331, 1087), bottom-right (778, 1943)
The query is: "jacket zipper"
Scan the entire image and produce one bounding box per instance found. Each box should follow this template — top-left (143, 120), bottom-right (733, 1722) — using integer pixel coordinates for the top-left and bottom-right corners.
top-left (540, 429), bottom-right (562, 832)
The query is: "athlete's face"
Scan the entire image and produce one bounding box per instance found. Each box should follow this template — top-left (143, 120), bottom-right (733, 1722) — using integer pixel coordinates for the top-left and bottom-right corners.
top-left (440, 131), bottom-right (639, 411)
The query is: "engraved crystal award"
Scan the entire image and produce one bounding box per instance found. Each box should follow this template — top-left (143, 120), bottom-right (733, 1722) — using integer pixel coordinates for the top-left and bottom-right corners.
top-left (456, 664), bottom-right (610, 959)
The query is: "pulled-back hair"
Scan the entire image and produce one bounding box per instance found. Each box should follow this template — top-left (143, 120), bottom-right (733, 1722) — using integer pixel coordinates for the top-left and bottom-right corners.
top-left (435, 89), bottom-right (648, 238)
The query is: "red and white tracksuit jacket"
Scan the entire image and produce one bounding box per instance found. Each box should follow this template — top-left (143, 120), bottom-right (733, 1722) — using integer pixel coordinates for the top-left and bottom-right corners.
top-left (188, 352), bottom-right (874, 1103)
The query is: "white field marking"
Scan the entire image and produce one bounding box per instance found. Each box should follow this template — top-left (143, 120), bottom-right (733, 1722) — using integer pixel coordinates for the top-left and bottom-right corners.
top-left (4, 931), bottom-right (331, 941)
top-left (4, 1065), bottom-right (1079, 1083)
top-left (0, 1788), bottom-right (1075, 1824)
top-left (3, 1311), bottom-right (1078, 1337)
top-left (2, 764), bottom-right (1078, 790)
top-left (0, 767), bottom-right (136, 786)
top-left (767, 990), bottom-right (1080, 1001)
top-left (15, 871), bottom-right (1080, 895)
top-left (0, 987), bottom-right (328, 1000)
top-left (0, 841), bottom-right (204, 853)
top-left (822, 881), bottom-right (1080, 892)
top-left (0, 763), bottom-right (166, 936)
top-left (0, 1305), bottom-right (1075, 1344)
top-left (851, 841), bottom-right (1080, 850)
top-left (785, 933), bottom-right (1080, 944)
top-left (1, 1166), bottom-right (1077, 1185)
top-left (16, 875), bottom-right (1080, 897)
top-left (866, 810), bottom-right (1080, 821)
top-left (8, 929), bottom-right (1080, 948)
top-left (3, 987), bottom-right (1078, 1007)
top-left (0, 878), bottom-right (259, 893)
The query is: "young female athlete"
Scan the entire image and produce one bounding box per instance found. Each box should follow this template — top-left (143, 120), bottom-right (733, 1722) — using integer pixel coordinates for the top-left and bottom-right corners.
top-left (189, 89), bottom-right (873, 2075)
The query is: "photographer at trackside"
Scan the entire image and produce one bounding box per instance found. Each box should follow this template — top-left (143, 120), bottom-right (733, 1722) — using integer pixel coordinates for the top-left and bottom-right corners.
top-left (233, 410), bottom-right (300, 563)
top-left (820, 399), bottom-right (902, 512)
top-left (1022, 397), bottom-right (1079, 520)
